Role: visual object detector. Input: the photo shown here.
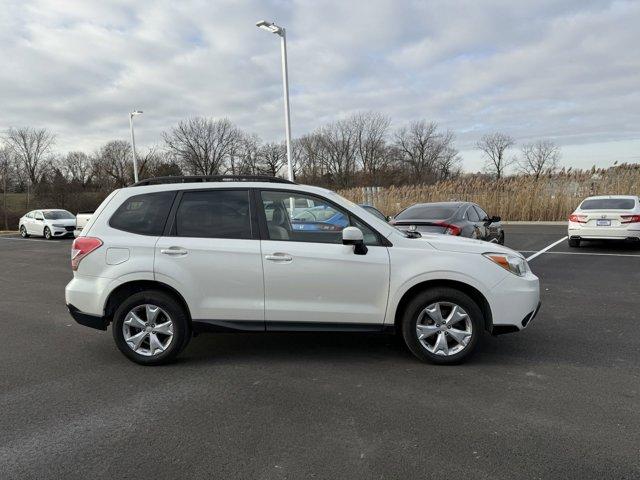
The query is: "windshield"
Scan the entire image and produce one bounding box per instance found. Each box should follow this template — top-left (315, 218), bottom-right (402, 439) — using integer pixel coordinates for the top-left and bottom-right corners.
top-left (396, 204), bottom-right (458, 220)
top-left (43, 210), bottom-right (75, 220)
top-left (580, 198), bottom-right (636, 210)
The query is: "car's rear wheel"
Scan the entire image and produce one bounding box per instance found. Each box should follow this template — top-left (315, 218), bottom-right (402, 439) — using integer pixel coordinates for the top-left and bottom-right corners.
top-left (401, 287), bottom-right (483, 365)
top-left (568, 238), bottom-right (580, 248)
top-left (20, 225), bottom-right (29, 238)
top-left (43, 227), bottom-right (52, 240)
top-left (112, 290), bottom-right (191, 365)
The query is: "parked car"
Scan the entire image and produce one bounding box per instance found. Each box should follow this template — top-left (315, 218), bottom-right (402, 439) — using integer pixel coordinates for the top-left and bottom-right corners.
top-left (74, 211), bottom-right (94, 237)
top-left (568, 195), bottom-right (640, 247)
top-left (19, 209), bottom-right (76, 239)
top-left (391, 202), bottom-right (504, 244)
top-left (359, 204), bottom-right (388, 222)
top-left (65, 175), bottom-right (539, 366)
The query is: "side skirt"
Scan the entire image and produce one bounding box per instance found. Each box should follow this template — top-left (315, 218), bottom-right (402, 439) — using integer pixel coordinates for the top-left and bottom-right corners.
top-left (192, 319), bottom-right (392, 334)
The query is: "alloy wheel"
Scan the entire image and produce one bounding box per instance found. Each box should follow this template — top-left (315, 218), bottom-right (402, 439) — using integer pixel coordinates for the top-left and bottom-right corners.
top-left (415, 302), bottom-right (473, 356)
top-left (122, 304), bottom-right (174, 357)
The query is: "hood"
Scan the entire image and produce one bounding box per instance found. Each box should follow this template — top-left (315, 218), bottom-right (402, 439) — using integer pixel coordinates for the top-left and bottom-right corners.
top-left (420, 233), bottom-right (520, 256)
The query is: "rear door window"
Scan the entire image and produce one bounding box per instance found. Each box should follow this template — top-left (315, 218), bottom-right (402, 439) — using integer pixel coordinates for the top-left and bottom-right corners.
top-left (580, 198), bottom-right (636, 210)
top-left (174, 190), bottom-right (252, 239)
top-left (110, 192), bottom-right (175, 235)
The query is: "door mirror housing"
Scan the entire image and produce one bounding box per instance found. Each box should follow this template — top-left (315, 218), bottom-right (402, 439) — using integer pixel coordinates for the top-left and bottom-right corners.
top-left (490, 215), bottom-right (501, 223)
top-left (342, 226), bottom-right (368, 255)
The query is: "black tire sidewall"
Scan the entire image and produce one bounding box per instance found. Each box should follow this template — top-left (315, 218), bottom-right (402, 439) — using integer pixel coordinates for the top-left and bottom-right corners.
top-left (20, 226), bottom-right (28, 237)
top-left (112, 290), bottom-right (190, 365)
top-left (44, 227), bottom-right (51, 239)
top-left (401, 287), bottom-right (483, 365)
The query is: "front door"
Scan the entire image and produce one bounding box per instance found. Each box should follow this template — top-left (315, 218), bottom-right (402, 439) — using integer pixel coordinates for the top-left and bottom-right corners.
top-left (154, 189), bottom-right (264, 329)
top-left (257, 190), bottom-right (390, 329)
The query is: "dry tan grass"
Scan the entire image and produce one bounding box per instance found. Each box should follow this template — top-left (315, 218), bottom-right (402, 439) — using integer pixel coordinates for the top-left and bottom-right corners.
top-left (338, 165), bottom-right (640, 221)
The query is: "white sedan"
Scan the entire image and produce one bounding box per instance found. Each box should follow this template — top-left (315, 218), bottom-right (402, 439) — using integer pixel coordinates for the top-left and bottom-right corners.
top-left (19, 209), bottom-right (76, 239)
top-left (568, 195), bottom-right (640, 247)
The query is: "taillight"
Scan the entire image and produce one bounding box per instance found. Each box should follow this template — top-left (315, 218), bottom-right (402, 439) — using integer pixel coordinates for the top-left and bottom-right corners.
top-left (435, 221), bottom-right (461, 236)
top-left (568, 214), bottom-right (587, 223)
top-left (71, 237), bottom-right (103, 271)
top-left (621, 215), bottom-right (640, 224)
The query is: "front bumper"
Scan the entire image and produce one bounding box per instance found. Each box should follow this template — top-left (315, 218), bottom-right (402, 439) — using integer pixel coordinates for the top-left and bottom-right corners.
top-left (488, 270), bottom-right (540, 334)
top-left (52, 227), bottom-right (75, 237)
top-left (67, 304), bottom-right (108, 330)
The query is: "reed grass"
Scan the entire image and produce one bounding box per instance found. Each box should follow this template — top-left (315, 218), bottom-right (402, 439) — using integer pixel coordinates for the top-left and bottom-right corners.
top-left (338, 165), bottom-right (640, 221)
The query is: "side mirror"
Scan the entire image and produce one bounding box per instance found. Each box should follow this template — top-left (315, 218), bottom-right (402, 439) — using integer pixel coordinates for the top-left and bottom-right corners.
top-left (386, 215), bottom-right (392, 222)
top-left (490, 215), bottom-right (501, 223)
top-left (342, 226), bottom-right (368, 255)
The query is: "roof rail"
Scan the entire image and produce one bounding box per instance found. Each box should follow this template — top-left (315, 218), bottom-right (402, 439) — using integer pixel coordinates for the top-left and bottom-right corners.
top-left (132, 175), bottom-right (295, 187)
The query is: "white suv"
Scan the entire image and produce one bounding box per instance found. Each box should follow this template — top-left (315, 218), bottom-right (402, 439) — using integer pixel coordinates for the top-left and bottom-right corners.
top-left (65, 176), bottom-right (540, 365)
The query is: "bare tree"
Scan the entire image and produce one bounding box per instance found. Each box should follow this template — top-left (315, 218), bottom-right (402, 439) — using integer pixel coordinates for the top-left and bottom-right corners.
top-left (316, 120), bottom-right (358, 188)
top-left (94, 140), bottom-right (133, 188)
top-left (4, 127), bottom-right (56, 185)
top-left (59, 151), bottom-right (93, 187)
top-left (394, 121), bottom-right (456, 183)
top-left (475, 132), bottom-right (515, 179)
top-left (518, 140), bottom-right (561, 179)
top-left (163, 117), bottom-right (242, 175)
top-left (352, 111), bottom-right (391, 184)
top-left (295, 133), bottom-right (325, 181)
top-left (0, 146), bottom-right (15, 230)
top-left (257, 142), bottom-right (286, 177)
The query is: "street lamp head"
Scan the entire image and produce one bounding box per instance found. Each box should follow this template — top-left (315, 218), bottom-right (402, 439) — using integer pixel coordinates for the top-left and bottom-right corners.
top-left (130, 110), bottom-right (143, 116)
top-left (256, 20), bottom-right (283, 36)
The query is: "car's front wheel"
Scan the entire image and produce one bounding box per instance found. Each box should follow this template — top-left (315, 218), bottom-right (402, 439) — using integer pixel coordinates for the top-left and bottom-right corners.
top-left (43, 227), bottom-right (52, 240)
top-left (401, 287), bottom-right (483, 365)
top-left (112, 290), bottom-right (191, 365)
top-left (20, 225), bottom-right (29, 238)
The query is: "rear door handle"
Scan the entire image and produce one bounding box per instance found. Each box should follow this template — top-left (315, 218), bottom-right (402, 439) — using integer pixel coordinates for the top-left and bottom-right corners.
top-left (265, 253), bottom-right (293, 263)
top-left (160, 247), bottom-right (188, 256)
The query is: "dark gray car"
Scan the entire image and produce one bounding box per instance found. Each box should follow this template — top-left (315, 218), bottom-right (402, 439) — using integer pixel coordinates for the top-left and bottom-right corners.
top-left (390, 201), bottom-right (504, 244)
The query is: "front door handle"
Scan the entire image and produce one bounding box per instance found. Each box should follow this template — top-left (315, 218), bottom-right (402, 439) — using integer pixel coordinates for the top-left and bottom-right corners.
top-left (265, 253), bottom-right (293, 263)
top-left (160, 247), bottom-right (188, 256)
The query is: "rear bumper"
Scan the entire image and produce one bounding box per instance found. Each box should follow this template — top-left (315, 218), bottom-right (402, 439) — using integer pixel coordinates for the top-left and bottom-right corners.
top-left (568, 224), bottom-right (640, 240)
top-left (67, 304), bottom-right (108, 330)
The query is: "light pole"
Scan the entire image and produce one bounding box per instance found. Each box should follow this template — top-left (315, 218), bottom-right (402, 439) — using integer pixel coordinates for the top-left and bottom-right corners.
top-left (256, 20), bottom-right (294, 182)
top-left (129, 110), bottom-right (143, 183)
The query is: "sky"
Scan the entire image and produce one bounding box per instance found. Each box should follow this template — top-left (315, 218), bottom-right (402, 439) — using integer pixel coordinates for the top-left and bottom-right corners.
top-left (0, 0), bottom-right (639, 172)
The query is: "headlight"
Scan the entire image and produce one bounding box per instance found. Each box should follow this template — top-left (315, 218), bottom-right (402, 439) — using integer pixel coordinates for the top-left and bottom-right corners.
top-left (483, 252), bottom-right (529, 276)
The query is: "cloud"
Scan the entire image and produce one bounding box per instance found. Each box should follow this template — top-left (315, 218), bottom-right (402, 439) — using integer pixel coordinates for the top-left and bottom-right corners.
top-left (0, 0), bottom-right (638, 171)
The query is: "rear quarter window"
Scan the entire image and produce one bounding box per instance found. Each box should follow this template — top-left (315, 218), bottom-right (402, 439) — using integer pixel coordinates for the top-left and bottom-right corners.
top-left (109, 192), bottom-right (175, 235)
top-left (580, 198), bottom-right (636, 210)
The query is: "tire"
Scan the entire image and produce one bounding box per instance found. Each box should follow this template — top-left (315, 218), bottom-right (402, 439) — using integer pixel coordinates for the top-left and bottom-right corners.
top-left (20, 225), bottom-right (29, 238)
top-left (401, 287), bottom-right (483, 365)
top-left (43, 227), bottom-right (52, 240)
top-left (112, 290), bottom-right (191, 365)
top-left (568, 238), bottom-right (580, 248)
top-left (498, 232), bottom-right (505, 245)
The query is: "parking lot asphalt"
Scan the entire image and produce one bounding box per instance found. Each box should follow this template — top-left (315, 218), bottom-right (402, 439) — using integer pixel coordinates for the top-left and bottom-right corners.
top-left (1, 225), bottom-right (639, 479)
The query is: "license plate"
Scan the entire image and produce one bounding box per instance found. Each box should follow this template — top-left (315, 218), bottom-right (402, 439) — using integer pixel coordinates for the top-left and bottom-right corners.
top-left (596, 219), bottom-right (611, 226)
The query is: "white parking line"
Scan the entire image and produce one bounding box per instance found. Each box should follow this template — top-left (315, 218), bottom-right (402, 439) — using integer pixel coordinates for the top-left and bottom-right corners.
top-left (525, 236), bottom-right (568, 261)
top-left (521, 250), bottom-right (640, 258)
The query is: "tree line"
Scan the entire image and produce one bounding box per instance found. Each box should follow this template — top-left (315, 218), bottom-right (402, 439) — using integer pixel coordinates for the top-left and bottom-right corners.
top-left (0, 111), bottom-right (561, 228)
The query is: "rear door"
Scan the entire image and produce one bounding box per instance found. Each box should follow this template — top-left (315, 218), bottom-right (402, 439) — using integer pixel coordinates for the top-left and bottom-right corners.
top-left (257, 189), bottom-right (390, 329)
top-left (154, 189), bottom-right (264, 328)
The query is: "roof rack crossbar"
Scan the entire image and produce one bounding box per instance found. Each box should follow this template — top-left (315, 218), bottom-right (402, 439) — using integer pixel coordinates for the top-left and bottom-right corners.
top-left (132, 175), bottom-right (295, 187)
